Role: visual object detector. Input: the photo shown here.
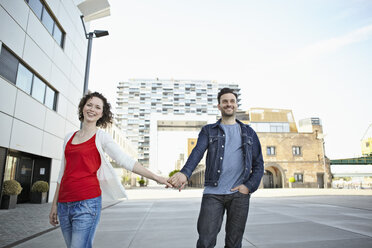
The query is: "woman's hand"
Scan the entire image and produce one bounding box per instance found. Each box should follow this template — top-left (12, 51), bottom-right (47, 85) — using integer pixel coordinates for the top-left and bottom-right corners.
top-left (155, 175), bottom-right (173, 188)
top-left (49, 205), bottom-right (59, 226)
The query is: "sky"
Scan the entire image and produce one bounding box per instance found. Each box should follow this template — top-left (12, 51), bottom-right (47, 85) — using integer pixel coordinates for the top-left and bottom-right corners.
top-left (88, 0), bottom-right (372, 169)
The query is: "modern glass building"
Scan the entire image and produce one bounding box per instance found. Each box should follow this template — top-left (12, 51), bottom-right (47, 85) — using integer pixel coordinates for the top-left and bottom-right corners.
top-left (116, 78), bottom-right (240, 167)
top-left (0, 0), bottom-right (88, 204)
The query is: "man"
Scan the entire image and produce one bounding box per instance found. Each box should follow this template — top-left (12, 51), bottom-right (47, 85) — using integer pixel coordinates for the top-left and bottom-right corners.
top-left (168, 88), bottom-right (264, 248)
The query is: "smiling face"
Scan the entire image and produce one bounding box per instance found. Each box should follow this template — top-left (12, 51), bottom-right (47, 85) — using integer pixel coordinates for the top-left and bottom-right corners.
top-left (82, 96), bottom-right (104, 124)
top-left (217, 93), bottom-right (238, 117)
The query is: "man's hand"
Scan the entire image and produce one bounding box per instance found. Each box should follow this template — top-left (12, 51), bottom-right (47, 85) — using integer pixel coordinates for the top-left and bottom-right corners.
top-left (168, 172), bottom-right (187, 191)
top-left (49, 205), bottom-right (59, 226)
top-left (231, 184), bottom-right (250, 194)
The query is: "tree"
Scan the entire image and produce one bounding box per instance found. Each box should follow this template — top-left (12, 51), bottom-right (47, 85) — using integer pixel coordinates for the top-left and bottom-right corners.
top-left (169, 169), bottom-right (180, 178)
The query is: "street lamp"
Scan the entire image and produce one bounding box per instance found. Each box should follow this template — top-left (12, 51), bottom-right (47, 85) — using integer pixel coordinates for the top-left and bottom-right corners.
top-left (80, 15), bottom-right (109, 95)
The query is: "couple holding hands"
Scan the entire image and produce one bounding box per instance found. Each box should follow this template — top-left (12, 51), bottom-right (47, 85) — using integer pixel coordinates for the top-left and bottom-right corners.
top-left (49, 88), bottom-right (264, 248)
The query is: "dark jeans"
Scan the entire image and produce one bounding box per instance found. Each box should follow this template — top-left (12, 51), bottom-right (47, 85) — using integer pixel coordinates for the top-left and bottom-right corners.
top-left (197, 192), bottom-right (250, 248)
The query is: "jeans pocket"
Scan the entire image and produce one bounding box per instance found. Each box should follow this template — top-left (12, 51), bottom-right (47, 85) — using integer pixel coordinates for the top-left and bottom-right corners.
top-left (82, 198), bottom-right (100, 216)
top-left (237, 191), bottom-right (250, 197)
top-left (57, 203), bottom-right (68, 218)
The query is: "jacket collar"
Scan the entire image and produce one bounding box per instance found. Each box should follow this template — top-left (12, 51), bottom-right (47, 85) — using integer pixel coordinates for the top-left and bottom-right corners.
top-left (212, 118), bottom-right (246, 129)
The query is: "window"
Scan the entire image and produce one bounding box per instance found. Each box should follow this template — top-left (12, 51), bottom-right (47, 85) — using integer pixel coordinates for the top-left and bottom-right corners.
top-left (0, 45), bottom-right (58, 110)
top-left (294, 173), bottom-right (303, 182)
top-left (250, 122), bottom-right (290, 133)
top-left (16, 64), bottom-right (33, 94)
top-left (41, 8), bottom-right (54, 34)
top-left (0, 47), bottom-right (18, 83)
top-left (28, 0), bottom-right (43, 19)
top-left (53, 25), bottom-right (63, 46)
top-left (44, 86), bottom-right (56, 109)
top-left (267, 146), bottom-right (276, 155)
top-left (26, 0), bottom-right (65, 47)
top-left (293, 146), bottom-right (301, 156)
top-left (31, 76), bottom-right (46, 103)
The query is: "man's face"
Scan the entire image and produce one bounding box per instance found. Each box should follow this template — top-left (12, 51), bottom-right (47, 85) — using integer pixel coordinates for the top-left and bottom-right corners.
top-left (218, 93), bottom-right (237, 117)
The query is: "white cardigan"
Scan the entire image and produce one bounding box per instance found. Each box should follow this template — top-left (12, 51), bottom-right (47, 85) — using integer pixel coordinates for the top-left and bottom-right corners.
top-left (57, 129), bottom-right (136, 202)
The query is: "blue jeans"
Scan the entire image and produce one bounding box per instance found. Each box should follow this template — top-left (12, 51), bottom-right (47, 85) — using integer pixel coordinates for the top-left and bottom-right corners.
top-left (197, 192), bottom-right (250, 248)
top-left (58, 196), bottom-right (102, 248)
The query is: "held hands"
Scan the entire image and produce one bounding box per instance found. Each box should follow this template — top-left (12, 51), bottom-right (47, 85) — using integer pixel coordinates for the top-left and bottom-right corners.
top-left (49, 205), bottom-right (59, 226)
top-left (154, 175), bottom-right (173, 188)
top-left (167, 172), bottom-right (187, 191)
top-left (231, 184), bottom-right (250, 194)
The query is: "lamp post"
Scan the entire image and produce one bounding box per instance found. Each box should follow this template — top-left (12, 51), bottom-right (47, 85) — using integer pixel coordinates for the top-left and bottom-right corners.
top-left (80, 15), bottom-right (109, 95)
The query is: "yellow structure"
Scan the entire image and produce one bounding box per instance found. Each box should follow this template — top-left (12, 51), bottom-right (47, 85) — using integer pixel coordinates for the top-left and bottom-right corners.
top-left (361, 124), bottom-right (372, 156)
top-left (188, 138), bottom-right (197, 156)
top-left (249, 108), bottom-right (298, 132)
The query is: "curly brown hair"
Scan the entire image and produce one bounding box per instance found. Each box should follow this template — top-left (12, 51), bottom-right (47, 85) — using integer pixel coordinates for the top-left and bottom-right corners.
top-left (78, 92), bottom-right (113, 128)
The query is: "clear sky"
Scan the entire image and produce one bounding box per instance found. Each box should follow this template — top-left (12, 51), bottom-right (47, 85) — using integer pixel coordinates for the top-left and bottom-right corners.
top-left (89, 0), bottom-right (372, 162)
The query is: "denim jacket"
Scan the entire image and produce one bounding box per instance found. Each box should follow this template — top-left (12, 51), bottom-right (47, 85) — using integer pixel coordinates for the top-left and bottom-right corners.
top-left (180, 119), bottom-right (264, 193)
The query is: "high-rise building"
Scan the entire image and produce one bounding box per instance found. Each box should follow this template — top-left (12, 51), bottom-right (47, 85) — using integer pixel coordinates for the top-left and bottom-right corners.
top-left (116, 78), bottom-right (240, 167)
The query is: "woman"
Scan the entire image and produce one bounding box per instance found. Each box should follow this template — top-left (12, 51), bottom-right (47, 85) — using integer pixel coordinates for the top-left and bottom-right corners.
top-left (49, 92), bottom-right (171, 248)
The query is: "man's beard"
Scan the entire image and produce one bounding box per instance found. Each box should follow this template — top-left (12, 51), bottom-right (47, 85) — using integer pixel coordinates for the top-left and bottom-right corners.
top-left (221, 108), bottom-right (235, 117)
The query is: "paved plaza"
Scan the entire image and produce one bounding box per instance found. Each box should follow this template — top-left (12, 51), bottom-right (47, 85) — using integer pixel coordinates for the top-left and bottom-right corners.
top-left (1, 188), bottom-right (372, 248)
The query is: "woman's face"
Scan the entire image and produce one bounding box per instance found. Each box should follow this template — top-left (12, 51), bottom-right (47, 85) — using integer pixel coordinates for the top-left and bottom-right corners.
top-left (83, 96), bottom-right (104, 124)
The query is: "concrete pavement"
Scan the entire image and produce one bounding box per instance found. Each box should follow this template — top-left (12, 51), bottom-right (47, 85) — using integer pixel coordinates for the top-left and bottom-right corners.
top-left (3, 188), bottom-right (371, 248)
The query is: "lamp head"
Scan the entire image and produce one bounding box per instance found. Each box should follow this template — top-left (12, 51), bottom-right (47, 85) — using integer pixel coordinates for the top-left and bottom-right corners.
top-left (94, 30), bottom-right (109, 38)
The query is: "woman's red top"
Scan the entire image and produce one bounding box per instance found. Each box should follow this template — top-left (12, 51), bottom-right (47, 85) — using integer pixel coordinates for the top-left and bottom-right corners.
top-left (58, 132), bottom-right (101, 202)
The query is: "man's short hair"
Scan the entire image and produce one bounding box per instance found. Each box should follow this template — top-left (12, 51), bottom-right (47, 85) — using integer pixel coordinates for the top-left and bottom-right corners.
top-left (217, 88), bottom-right (238, 104)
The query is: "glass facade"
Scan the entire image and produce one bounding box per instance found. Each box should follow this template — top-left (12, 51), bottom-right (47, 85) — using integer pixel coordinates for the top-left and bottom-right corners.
top-left (250, 122), bottom-right (290, 133)
top-left (0, 45), bottom-right (58, 110)
top-left (26, 0), bottom-right (65, 47)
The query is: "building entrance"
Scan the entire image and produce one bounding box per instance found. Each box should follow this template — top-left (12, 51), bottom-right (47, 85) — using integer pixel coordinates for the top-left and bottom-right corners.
top-left (263, 170), bottom-right (274, 188)
top-left (2, 151), bottom-right (51, 203)
top-left (263, 165), bottom-right (283, 188)
top-left (17, 157), bottom-right (33, 203)
top-left (317, 173), bottom-right (325, 188)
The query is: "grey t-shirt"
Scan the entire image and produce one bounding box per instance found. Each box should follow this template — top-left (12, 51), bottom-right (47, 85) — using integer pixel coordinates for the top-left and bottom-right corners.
top-left (204, 123), bottom-right (244, 195)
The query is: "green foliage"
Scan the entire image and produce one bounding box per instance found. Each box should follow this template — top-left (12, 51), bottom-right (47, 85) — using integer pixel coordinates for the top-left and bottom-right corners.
top-left (31, 181), bottom-right (49, 193)
top-left (138, 179), bottom-right (145, 185)
top-left (2, 180), bottom-right (22, 195)
top-left (121, 175), bottom-right (130, 185)
top-left (333, 177), bottom-right (352, 181)
top-left (169, 169), bottom-right (180, 178)
top-left (288, 177), bottom-right (295, 183)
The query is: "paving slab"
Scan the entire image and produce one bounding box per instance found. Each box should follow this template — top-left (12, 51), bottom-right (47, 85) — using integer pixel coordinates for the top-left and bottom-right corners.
top-left (2, 188), bottom-right (372, 248)
top-left (11, 193), bottom-right (372, 248)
